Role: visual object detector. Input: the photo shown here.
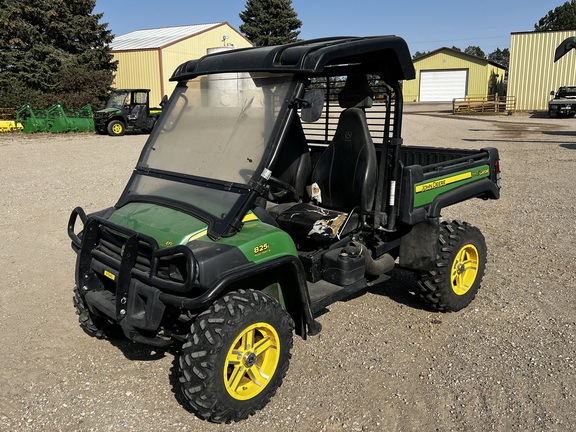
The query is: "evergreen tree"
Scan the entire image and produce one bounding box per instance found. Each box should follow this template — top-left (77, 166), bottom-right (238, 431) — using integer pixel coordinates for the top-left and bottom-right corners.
top-left (0, 0), bottom-right (116, 109)
top-left (534, 1), bottom-right (576, 31)
top-left (239, 0), bottom-right (302, 46)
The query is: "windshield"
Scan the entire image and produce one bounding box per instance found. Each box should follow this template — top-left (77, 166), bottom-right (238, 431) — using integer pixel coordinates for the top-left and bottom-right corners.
top-left (557, 87), bottom-right (576, 98)
top-left (106, 91), bottom-right (128, 109)
top-left (140, 73), bottom-right (294, 184)
top-left (120, 72), bottom-right (297, 235)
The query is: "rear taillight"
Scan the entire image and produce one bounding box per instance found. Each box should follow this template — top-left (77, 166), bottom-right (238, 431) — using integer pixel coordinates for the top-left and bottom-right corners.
top-left (495, 160), bottom-right (501, 188)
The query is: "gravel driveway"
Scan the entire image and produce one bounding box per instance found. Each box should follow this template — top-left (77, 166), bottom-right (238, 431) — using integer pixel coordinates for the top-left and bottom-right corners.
top-left (1, 107), bottom-right (575, 431)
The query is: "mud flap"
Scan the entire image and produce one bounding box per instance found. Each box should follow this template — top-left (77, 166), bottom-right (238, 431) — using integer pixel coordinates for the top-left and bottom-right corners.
top-left (399, 218), bottom-right (439, 271)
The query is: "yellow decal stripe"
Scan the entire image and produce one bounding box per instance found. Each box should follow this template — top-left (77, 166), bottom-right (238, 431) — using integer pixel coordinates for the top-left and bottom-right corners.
top-left (242, 213), bottom-right (259, 222)
top-left (415, 172), bottom-right (472, 193)
top-left (188, 230), bottom-right (208, 242)
top-left (187, 213), bottom-right (259, 242)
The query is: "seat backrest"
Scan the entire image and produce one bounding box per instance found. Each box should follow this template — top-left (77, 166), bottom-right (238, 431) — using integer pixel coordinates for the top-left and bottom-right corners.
top-left (128, 104), bottom-right (145, 119)
top-left (310, 75), bottom-right (377, 213)
top-left (271, 116), bottom-right (312, 202)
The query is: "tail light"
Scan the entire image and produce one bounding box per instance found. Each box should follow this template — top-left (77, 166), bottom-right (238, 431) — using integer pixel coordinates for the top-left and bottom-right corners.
top-left (495, 160), bottom-right (501, 188)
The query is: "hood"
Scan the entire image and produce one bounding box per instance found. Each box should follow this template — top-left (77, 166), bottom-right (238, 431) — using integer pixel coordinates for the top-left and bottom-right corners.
top-left (106, 202), bottom-right (208, 248)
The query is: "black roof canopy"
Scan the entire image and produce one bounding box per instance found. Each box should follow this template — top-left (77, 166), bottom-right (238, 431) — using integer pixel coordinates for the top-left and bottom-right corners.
top-left (170, 36), bottom-right (416, 81)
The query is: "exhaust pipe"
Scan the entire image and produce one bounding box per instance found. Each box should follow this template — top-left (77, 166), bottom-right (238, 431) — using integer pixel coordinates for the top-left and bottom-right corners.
top-left (351, 241), bottom-right (396, 276)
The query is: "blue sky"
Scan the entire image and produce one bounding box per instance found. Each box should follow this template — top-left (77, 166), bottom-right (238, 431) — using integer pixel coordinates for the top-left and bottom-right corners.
top-left (94, 0), bottom-right (563, 55)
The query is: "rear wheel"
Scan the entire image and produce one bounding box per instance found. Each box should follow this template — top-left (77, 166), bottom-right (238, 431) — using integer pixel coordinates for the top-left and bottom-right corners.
top-left (107, 120), bottom-right (125, 136)
top-left (416, 220), bottom-right (486, 312)
top-left (178, 289), bottom-right (293, 423)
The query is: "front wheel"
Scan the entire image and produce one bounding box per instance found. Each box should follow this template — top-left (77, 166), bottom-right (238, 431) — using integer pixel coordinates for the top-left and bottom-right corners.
top-left (416, 220), bottom-right (486, 312)
top-left (178, 289), bottom-right (293, 423)
top-left (107, 120), bottom-right (125, 136)
top-left (73, 285), bottom-right (120, 339)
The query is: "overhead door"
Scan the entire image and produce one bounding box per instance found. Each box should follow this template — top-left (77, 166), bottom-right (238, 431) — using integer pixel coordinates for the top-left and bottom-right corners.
top-left (419, 70), bottom-right (468, 102)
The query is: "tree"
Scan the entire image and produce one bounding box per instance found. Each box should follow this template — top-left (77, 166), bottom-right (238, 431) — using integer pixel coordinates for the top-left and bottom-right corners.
top-left (534, 1), bottom-right (576, 31)
top-left (0, 0), bottom-right (116, 109)
top-left (464, 46), bottom-right (485, 58)
top-left (412, 51), bottom-right (430, 60)
top-left (239, 0), bottom-right (302, 46)
top-left (488, 48), bottom-right (510, 69)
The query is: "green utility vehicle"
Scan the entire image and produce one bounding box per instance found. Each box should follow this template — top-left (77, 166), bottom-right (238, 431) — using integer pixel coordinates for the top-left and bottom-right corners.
top-left (68, 36), bottom-right (501, 423)
top-left (93, 89), bottom-right (162, 136)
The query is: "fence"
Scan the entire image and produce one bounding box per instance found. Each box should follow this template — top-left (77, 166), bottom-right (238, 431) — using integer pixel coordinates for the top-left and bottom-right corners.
top-left (452, 95), bottom-right (516, 114)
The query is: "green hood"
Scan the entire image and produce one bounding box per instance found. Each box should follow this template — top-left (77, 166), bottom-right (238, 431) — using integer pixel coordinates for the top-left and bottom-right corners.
top-left (106, 202), bottom-right (298, 263)
top-left (107, 202), bottom-right (208, 248)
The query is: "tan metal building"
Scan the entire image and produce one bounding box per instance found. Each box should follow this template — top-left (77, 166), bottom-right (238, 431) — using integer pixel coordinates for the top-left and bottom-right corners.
top-left (111, 23), bottom-right (253, 105)
top-left (508, 30), bottom-right (576, 111)
top-left (403, 48), bottom-right (506, 103)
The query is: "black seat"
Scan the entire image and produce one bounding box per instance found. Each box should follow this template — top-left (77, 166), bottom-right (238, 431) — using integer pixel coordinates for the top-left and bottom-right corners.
top-left (127, 104), bottom-right (145, 120)
top-left (270, 117), bottom-right (312, 203)
top-left (273, 75), bottom-right (378, 247)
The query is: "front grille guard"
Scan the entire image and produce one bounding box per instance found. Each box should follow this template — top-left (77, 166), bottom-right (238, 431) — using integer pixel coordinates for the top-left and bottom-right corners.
top-left (68, 207), bottom-right (197, 298)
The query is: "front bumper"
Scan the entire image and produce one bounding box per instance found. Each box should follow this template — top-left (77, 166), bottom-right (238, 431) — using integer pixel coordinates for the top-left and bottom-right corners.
top-left (68, 207), bottom-right (197, 345)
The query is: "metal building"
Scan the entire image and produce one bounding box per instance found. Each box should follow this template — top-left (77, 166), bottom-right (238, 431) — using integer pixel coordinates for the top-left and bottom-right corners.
top-left (508, 30), bottom-right (576, 111)
top-left (111, 23), bottom-right (253, 105)
top-left (402, 48), bottom-right (506, 103)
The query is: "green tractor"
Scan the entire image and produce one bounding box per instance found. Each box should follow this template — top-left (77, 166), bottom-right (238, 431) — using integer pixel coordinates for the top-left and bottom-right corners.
top-left (68, 36), bottom-right (501, 422)
top-left (93, 89), bottom-right (163, 136)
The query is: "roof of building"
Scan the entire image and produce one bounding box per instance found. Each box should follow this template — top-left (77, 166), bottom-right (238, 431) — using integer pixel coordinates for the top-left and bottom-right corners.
top-left (111, 23), bottom-right (226, 51)
top-left (414, 47), bottom-right (507, 70)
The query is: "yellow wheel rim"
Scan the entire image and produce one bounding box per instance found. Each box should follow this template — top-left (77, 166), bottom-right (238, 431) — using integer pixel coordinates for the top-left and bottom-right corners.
top-left (112, 123), bottom-right (123, 134)
top-left (451, 244), bottom-right (479, 296)
top-left (224, 322), bottom-right (280, 400)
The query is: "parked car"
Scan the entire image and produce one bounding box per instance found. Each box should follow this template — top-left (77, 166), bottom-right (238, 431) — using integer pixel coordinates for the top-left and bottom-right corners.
top-left (548, 86), bottom-right (576, 117)
top-left (94, 89), bottom-right (163, 136)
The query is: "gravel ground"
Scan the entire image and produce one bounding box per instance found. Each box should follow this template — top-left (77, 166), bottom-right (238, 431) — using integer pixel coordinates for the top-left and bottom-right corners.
top-left (1, 107), bottom-right (575, 432)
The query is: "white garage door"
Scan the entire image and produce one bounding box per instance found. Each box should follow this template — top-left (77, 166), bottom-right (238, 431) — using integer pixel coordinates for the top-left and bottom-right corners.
top-left (419, 70), bottom-right (467, 102)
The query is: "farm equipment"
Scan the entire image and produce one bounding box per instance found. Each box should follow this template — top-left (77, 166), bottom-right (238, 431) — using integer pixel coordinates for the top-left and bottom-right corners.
top-left (0, 120), bottom-right (23, 132)
top-left (68, 36), bottom-right (501, 423)
top-left (93, 89), bottom-right (162, 136)
top-left (15, 102), bottom-right (94, 133)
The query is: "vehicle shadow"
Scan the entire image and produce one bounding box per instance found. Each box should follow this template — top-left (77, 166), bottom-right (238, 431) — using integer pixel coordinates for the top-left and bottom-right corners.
top-left (543, 129), bottom-right (576, 137)
top-left (99, 335), bottom-right (196, 416)
top-left (107, 337), bottom-right (170, 361)
top-left (529, 110), bottom-right (549, 118)
top-left (367, 268), bottom-right (432, 312)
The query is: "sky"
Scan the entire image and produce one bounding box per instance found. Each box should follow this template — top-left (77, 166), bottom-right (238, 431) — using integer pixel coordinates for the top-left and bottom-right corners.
top-left (94, 0), bottom-right (563, 55)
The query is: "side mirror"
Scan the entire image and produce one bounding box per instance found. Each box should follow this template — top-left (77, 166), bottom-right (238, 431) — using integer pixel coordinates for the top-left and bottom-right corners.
top-left (300, 89), bottom-right (324, 123)
top-left (550, 90), bottom-right (555, 96)
top-left (160, 95), bottom-right (169, 108)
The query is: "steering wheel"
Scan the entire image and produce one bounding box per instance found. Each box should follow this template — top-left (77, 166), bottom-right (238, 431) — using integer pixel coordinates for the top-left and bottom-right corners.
top-left (267, 176), bottom-right (298, 201)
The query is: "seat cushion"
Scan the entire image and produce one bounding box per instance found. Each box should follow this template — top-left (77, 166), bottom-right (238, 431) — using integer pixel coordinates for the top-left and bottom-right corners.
top-left (275, 203), bottom-right (359, 247)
